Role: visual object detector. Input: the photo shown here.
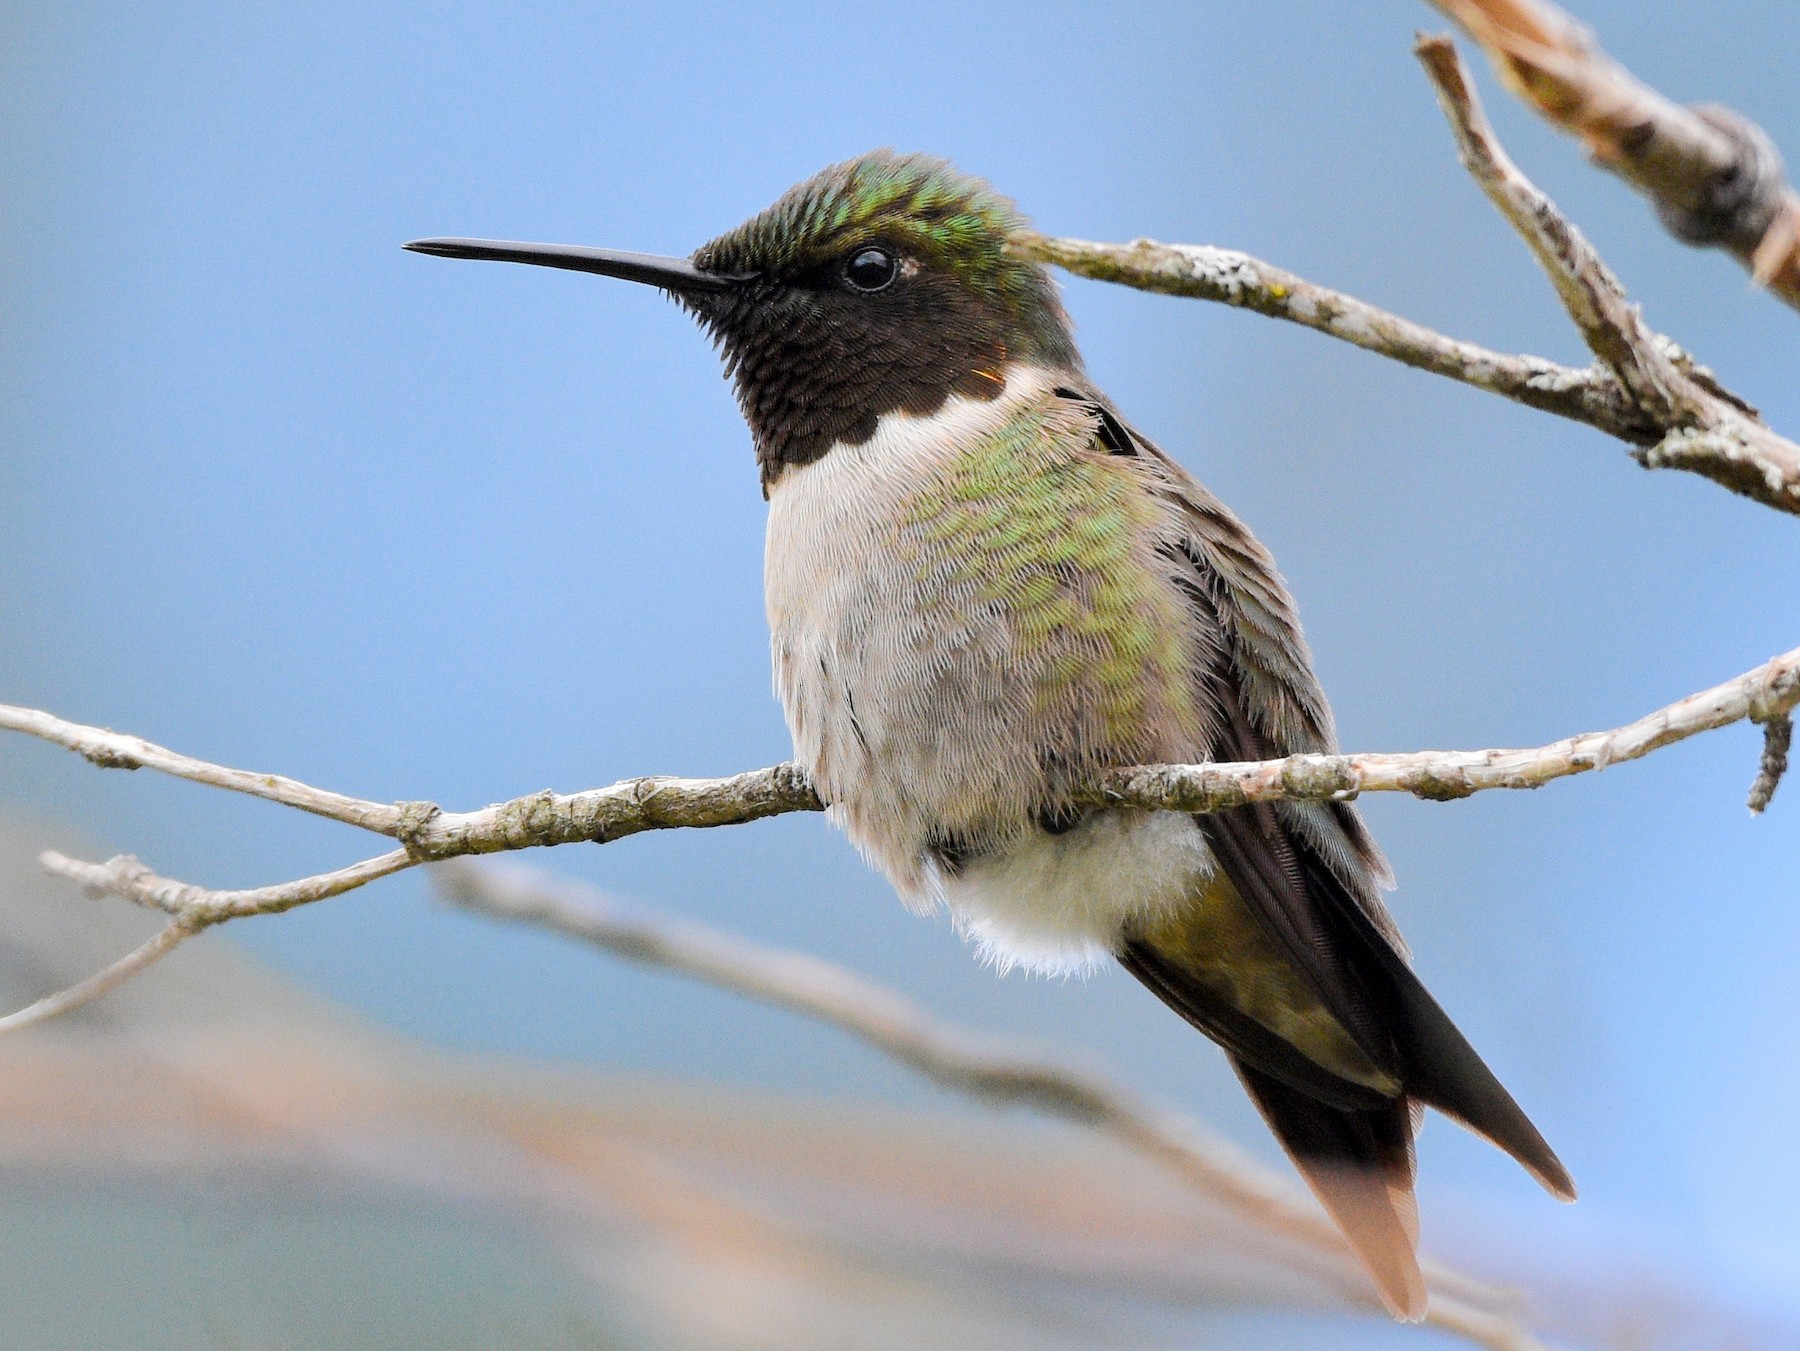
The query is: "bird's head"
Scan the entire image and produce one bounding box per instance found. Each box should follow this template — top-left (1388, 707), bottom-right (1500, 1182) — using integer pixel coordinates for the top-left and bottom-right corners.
top-left (408, 151), bottom-right (1078, 487)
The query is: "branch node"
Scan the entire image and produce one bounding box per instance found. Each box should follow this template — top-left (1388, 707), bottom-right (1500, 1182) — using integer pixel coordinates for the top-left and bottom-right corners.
top-left (1408, 769), bottom-right (1479, 802)
top-left (394, 799), bottom-right (444, 858)
top-left (64, 852), bottom-right (150, 901)
top-left (81, 740), bottom-right (143, 771)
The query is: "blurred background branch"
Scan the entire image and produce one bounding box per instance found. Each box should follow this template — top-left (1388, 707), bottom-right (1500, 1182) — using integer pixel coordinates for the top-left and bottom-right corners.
top-left (3, 823), bottom-right (1777, 1348)
top-left (1427, 0), bottom-right (1800, 306)
top-left (433, 858), bottom-right (1543, 1349)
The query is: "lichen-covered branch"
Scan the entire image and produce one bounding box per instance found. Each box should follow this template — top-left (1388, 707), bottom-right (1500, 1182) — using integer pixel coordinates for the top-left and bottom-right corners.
top-left (1097, 643), bottom-right (1800, 811)
top-left (1428, 0), bottom-right (1800, 308)
top-left (0, 639), bottom-right (1791, 1026)
top-left (433, 858), bottom-right (1543, 1350)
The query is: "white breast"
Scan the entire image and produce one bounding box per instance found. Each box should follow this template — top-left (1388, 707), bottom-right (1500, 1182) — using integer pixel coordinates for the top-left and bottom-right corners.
top-left (762, 365), bottom-right (1214, 974)
top-left (764, 367), bottom-right (1060, 894)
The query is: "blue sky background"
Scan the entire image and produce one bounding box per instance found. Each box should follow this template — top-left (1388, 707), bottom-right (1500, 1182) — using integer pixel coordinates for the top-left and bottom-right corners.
top-left (3, 0), bottom-right (1797, 1334)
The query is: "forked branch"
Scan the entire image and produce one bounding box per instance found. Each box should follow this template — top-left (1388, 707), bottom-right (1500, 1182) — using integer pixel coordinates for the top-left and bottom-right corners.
top-left (1015, 37), bottom-right (1800, 515)
top-left (1415, 36), bottom-right (1800, 514)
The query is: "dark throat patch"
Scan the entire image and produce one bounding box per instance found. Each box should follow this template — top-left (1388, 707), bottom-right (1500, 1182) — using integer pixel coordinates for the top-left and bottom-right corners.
top-left (688, 270), bottom-right (1017, 492)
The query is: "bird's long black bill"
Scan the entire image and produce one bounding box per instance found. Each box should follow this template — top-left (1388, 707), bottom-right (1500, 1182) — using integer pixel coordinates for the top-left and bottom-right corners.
top-left (403, 237), bottom-right (741, 293)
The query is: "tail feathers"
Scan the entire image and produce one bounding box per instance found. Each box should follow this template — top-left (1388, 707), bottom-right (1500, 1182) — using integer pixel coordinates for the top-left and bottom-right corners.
top-left (1370, 944), bottom-right (1577, 1202)
top-left (1233, 1056), bottom-right (1427, 1322)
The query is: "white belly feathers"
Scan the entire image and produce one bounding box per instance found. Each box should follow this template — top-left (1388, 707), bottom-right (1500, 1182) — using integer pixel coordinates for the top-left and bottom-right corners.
top-left (939, 808), bottom-right (1214, 975)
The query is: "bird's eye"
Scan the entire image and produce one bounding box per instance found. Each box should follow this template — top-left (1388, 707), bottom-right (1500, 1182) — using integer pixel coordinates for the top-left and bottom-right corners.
top-left (843, 246), bottom-right (898, 293)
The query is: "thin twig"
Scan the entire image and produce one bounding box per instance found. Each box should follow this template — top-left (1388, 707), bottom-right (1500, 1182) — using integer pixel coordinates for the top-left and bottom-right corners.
top-left (1420, 37), bottom-right (1688, 414)
top-left (0, 919), bottom-right (195, 1035)
top-left (38, 848), bottom-right (416, 925)
top-left (432, 858), bottom-right (1544, 1349)
top-left (1748, 714), bottom-right (1792, 814)
top-left (1427, 0), bottom-right (1800, 307)
top-left (0, 704), bottom-right (405, 833)
top-left (1414, 35), bottom-right (1800, 514)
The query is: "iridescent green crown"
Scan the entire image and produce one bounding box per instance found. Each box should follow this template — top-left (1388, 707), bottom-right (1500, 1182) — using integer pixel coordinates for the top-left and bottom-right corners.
top-left (694, 149), bottom-right (1074, 361)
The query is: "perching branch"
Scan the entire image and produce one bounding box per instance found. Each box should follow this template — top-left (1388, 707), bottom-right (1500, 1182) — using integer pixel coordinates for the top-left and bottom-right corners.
top-left (1427, 0), bottom-right (1800, 307)
top-left (1096, 643), bottom-right (1799, 812)
top-left (1, 642), bottom-right (1792, 1026)
top-left (433, 858), bottom-right (1544, 1350)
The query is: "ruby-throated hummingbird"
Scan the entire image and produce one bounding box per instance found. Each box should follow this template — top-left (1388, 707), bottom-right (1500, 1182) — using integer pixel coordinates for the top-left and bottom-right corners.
top-left (407, 150), bottom-right (1573, 1319)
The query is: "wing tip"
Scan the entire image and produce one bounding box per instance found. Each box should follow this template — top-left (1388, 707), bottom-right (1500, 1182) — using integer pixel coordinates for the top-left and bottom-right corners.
top-left (1534, 1157), bottom-right (1579, 1204)
top-left (1440, 1094), bottom-right (1578, 1203)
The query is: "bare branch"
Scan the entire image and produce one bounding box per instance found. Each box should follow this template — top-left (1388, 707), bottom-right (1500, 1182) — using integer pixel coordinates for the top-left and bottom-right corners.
top-left (1419, 38), bottom-right (1686, 411)
top-left (433, 858), bottom-right (1544, 1348)
top-left (1427, 0), bottom-right (1800, 307)
top-left (0, 918), bottom-right (195, 1035)
top-left (0, 704), bottom-right (406, 833)
top-left (1012, 231), bottom-right (1661, 442)
top-left (0, 706), bottom-right (822, 852)
top-left (38, 848), bottom-right (416, 925)
top-left (411, 762), bottom-right (821, 855)
top-left (1099, 644), bottom-right (1800, 812)
top-left (0, 641), bottom-right (1788, 1027)
top-left (1014, 40), bottom-right (1800, 518)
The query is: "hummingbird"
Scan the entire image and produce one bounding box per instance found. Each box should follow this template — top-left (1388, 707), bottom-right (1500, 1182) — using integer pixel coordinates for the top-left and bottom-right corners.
top-left (407, 149), bottom-right (1573, 1319)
